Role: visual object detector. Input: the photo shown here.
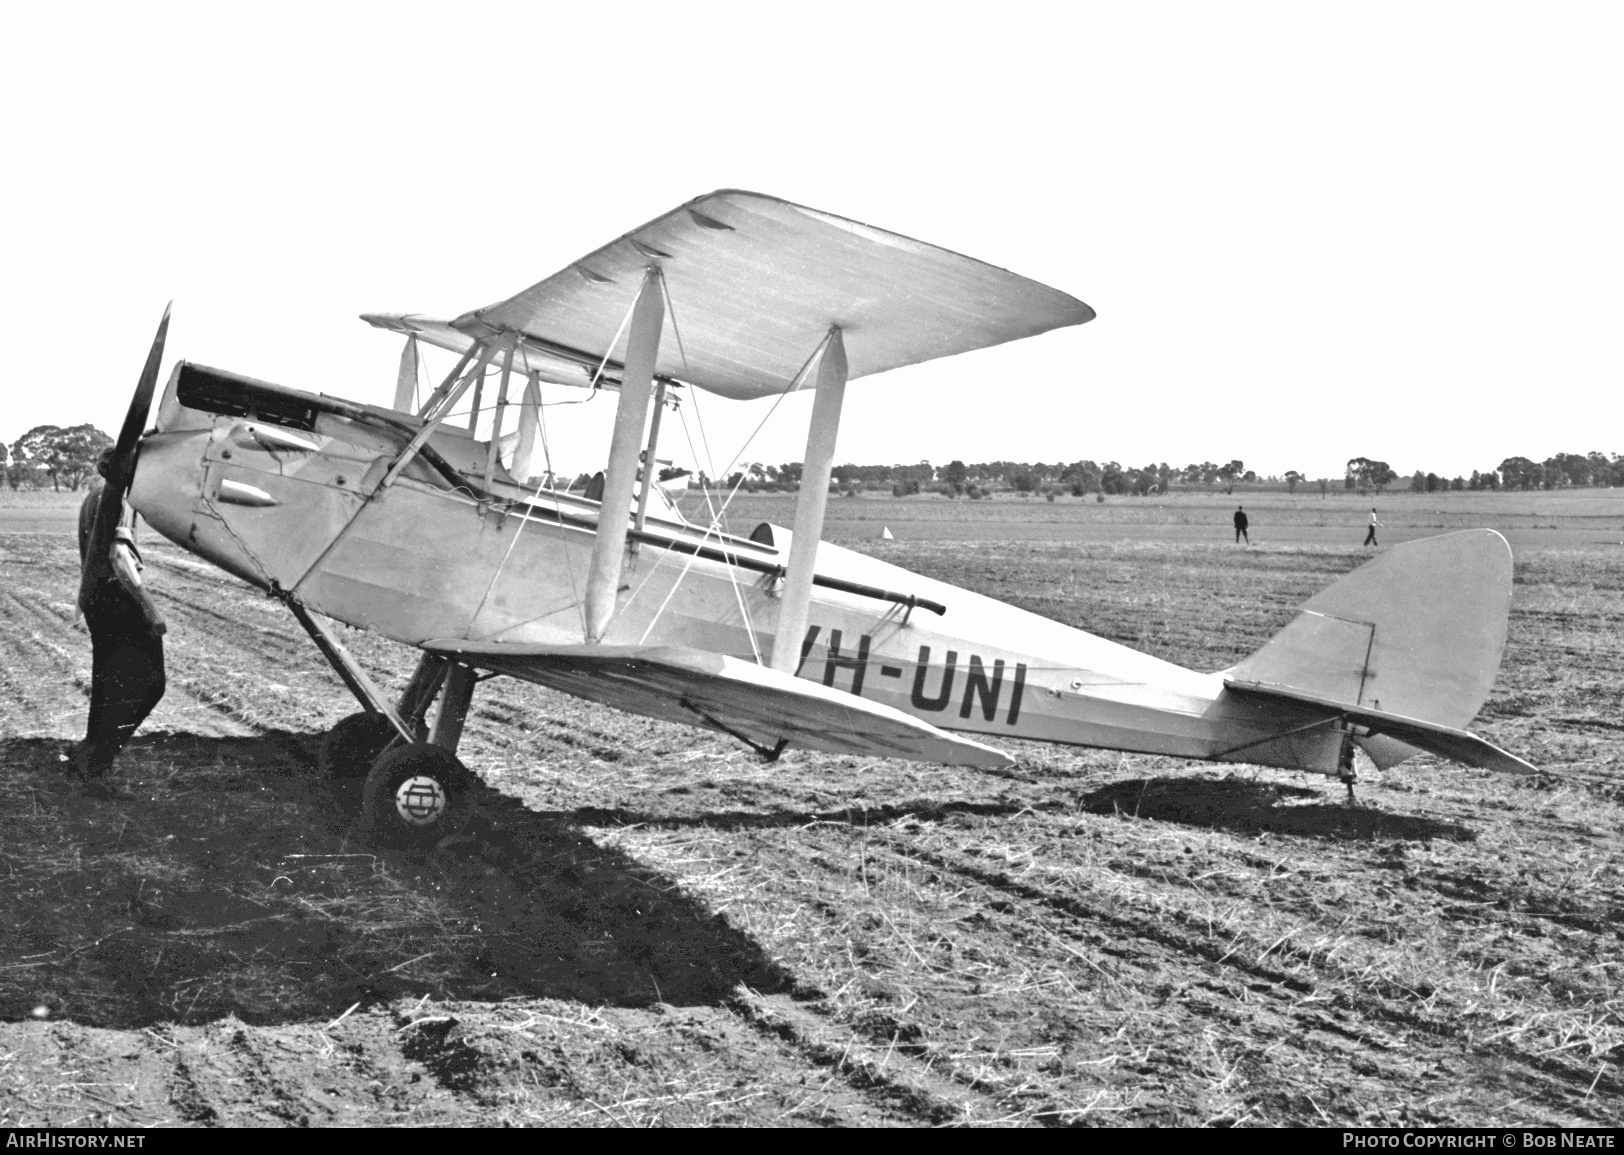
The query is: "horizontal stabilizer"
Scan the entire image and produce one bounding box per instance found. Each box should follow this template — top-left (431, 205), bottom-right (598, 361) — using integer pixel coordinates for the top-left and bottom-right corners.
top-left (1224, 680), bottom-right (1538, 775)
top-left (423, 639), bottom-right (1013, 769)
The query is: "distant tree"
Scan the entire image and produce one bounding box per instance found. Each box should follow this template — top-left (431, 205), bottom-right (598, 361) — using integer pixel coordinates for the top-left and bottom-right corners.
top-left (1425, 472), bottom-right (1442, 493)
top-left (1061, 459), bottom-right (1100, 496)
top-left (1009, 471), bottom-right (1038, 494)
top-left (11, 426), bottom-right (59, 489)
top-left (941, 459), bottom-right (968, 494)
top-left (1346, 457), bottom-right (1397, 494)
top-left (1284, 470), bottom-right (1302, 494)
top-left (1409, 470), bottom-right (1426, 493)
top-left (57, 424), bottom-right (111, 490)
top-left (1122, 464), bottom-right (1153, 496)
top-left (1217, 459), bottom-right (1245, 484)
top-left (1450, 476), bottom-right (1465, 491)
top-left (12, 424), bottom-right (112, 491)
top-left (1546, 452), bottom-right (1591, 488)
top-left (1498, 456), bottom-right (1538, 490)
top-left (1099, 461), bottom-right (1126, 495)
top-left (894, 460), bottom-right (936, 487)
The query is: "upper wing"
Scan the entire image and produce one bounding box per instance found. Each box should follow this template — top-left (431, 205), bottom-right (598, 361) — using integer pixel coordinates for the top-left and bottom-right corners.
top-left (423, 639), bottom-right (1013, 769)
top-left (373, 191), bottom-right (1093, 402)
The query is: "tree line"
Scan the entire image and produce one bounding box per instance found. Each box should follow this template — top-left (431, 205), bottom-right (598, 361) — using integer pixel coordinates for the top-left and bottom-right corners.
top-left (1341, 453), bottom-right (1624, 494)
top-left (3, 425), bottom-right (113, 491)
top-left (703, 452), bottom-right (1624, 498)
top-left (693, 459), bottom-right (1260, 498)
top-left (5, 422), bottom-right (1620, 498)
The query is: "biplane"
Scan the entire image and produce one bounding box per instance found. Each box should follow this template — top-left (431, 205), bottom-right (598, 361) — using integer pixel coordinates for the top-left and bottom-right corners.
top-left (96, 191), bottom-right (1534, 847)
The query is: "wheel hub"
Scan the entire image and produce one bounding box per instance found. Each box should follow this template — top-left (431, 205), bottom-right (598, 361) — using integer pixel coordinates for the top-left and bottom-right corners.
top-left (394, 775), bottom-right (447, 825)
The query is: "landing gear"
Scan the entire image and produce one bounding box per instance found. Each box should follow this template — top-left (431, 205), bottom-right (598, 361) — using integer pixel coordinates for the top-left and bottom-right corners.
top-left (282, 597), bottom-right (487, 851)
top-left (359, 744), bottom-right (475, 850)
top-left (319, 712), bottom-right (399, 778)
top-left (1338, 734), bottom-right (1359, 805)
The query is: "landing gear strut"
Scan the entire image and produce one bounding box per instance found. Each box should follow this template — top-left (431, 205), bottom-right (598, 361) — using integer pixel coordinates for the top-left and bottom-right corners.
top-left (286, 596), bottom-right (482, 848)
top-left (1338, 734), bottom-right (1359, 805)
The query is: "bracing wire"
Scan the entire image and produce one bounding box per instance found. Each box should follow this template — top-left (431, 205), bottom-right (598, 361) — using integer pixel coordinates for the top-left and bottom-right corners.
top-left (634, 400), bottom-right (767, 659)
top-left (646, 333), bottom-right (834, 660)
top-left (587, 289), bottom-right (642, 393)
top-left (536, 381), bottom-right (587, 638)
top-left (656, 267), bottom-right (690, 376)
top-left (467, 469), bottom-right (556, 635)
top-left (689, 331), bottom-right (828, 533)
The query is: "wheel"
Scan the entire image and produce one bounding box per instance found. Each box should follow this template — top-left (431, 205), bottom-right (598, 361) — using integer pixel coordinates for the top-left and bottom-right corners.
top-left (319, 712), bottom-right (400, 779)
top-left (359, 744), bottom-right (475, 850)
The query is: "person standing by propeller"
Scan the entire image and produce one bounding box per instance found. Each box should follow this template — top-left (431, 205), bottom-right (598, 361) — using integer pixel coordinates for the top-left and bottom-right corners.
top-left (71, 306), bottom-right (172, 799)
top-left (74, 449), bottom-right (166, 797)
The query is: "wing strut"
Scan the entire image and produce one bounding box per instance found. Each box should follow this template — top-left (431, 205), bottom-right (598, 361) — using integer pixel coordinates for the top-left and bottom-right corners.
top-left (585, 266), bottom-right (664, 641)
top-left (483, 343), bottom-right (517, 488)
top-left (392, 334), bottom-right (419, 412)
top-left (769, 328), bottom-right (847, 674)
top-left (380, 341), bottom-right (493, 489)
top-left (631, 378), bottom-right (669, 551)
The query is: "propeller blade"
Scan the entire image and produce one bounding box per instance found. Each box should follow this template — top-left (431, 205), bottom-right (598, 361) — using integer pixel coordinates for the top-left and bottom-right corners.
top-left (88, 304), bottom-right (171, 563)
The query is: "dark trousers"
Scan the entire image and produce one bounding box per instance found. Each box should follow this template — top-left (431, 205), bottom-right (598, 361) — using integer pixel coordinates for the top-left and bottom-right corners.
top-left (1235, 527), bottom-right (1248, 543)
top-left (1363, 526), bottom-right (1378, 546)
top-left (83, 617), bottom-right (165, 777)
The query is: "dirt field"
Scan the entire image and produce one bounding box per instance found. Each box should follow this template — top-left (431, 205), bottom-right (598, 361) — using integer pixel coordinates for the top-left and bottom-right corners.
top-left (0, 491), bottom-right (1620, 1127)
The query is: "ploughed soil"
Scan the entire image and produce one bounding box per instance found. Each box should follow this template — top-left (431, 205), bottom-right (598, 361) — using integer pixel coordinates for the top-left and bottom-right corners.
top-left (0, 522), bottom-right (1619, 1126)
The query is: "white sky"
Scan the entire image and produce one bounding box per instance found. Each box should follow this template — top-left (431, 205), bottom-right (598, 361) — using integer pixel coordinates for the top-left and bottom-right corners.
top-left (2, 2), bottom-right (1619, 481)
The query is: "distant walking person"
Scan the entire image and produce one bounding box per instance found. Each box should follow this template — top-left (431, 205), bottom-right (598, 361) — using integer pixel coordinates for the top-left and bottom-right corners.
top-left (1233, 505), bottom-right (1250, 544)
top-left (1363, 507), bottom-right (1382, 547)
top-left (74, 450), bottom-right (167, 799)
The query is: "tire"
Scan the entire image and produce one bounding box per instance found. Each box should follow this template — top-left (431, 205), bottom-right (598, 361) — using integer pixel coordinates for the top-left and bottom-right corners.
top-left (359, 744), bottom-right (475, 850)
top-left (319, 712), bottom-right (399, 779)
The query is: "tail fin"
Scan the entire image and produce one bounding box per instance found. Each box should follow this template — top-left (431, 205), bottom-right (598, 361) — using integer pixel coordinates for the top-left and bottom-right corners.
top-left (1223, 530), bottom-right (1526, 772)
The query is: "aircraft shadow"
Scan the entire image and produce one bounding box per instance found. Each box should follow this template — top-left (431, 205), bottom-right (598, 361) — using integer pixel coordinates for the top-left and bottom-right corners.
top-left (1079, 776), bottom-right (1476, 843)
top-left (0, 734), bottom-right (791, 1031)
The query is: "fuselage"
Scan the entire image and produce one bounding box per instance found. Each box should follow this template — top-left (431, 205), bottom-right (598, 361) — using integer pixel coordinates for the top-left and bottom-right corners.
top-left (130, 364), bottom-right (1341, 775)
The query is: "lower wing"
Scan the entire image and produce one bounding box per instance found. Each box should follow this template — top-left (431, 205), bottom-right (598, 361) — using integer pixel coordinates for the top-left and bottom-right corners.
top-left (423, 639), bottom-right (1013, 769)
